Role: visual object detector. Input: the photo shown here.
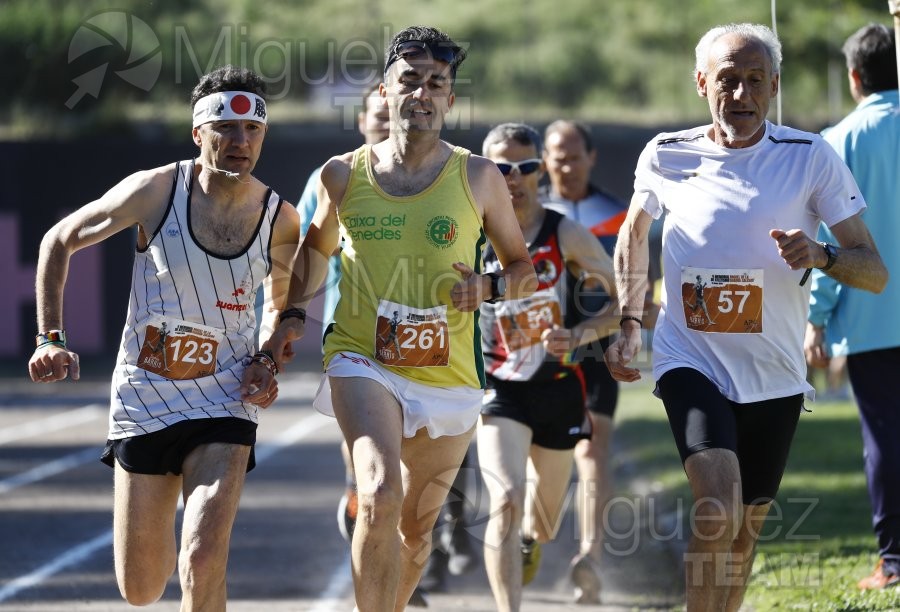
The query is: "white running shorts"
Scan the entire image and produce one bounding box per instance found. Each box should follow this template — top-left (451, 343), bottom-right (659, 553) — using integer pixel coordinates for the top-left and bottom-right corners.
top-left (313, 351), bottom-right (483, 438)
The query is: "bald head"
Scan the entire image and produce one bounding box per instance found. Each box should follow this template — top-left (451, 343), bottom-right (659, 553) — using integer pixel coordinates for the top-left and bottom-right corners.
top-left (542, 121), bottom-right (596, 201)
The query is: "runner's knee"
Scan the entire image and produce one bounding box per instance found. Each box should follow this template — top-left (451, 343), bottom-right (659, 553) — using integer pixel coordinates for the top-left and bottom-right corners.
top-left (489, 486), bottom-right (526, 533)
top-left (357, 482), bottom-right (404, 531)
top-left (690, 495), bottom-right (743, 546)
top-left (178, 538), bottom-right (226, 597)
top-left (118, 567), bottom-right (172, 607)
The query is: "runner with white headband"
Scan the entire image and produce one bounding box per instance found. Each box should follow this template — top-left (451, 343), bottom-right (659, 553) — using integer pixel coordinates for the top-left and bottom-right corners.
top-left (27, 64), bottom-right (300, 609)
top-left (192, 90), bottom-right (268, 128)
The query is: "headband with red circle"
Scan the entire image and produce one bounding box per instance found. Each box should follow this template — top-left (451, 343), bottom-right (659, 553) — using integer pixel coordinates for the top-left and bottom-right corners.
top-left (192, 91), bottom-right (268, 128)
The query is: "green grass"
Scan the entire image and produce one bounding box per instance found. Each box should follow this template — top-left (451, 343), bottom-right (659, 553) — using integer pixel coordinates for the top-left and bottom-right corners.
top-left (612, 383), bottom-right (900, 611)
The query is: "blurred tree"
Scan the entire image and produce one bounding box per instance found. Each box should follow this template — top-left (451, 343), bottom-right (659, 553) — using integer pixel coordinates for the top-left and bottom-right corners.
top-left (0, 0), bottom-right (890, 136)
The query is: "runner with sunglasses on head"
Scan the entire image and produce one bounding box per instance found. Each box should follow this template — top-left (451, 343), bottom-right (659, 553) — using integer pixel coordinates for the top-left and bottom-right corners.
top-left (477, 123), bottom-right (618, 612)
top-left (267, 26), bottom-right (536, 611)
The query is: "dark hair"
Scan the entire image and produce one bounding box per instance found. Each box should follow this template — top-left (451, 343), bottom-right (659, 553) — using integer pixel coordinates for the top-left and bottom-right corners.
top-left (842, 23), bottom-right (898, 95)
top-left (361, 82), bottom-right (382, 111)
top-left (190, 65), bottom-right (267, 107)
top-left (544, 120), bottom-right (594, 153)
top-left (384, 25), bottom-right (467, 80)
top-left (482, 123), bottom-right (543, 157)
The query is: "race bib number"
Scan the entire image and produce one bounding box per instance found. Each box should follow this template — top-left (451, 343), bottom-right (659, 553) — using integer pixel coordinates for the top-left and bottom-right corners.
top-left (680, 267), bottom-right (763, 334)
top-left (137, 315), bottom-right (223, 379)
top-left (496, 294), bottom-right (562, 352)
top-left (374, 300), bottom-right (450, 367)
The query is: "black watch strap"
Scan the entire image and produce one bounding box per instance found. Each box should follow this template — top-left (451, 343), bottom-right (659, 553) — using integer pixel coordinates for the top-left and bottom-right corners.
top-left (279, 307), bottom-right (307, 324)
top-left (484, 272), bottom-right (505, 304)
top-left (819, 242), bottom-right (837, 271)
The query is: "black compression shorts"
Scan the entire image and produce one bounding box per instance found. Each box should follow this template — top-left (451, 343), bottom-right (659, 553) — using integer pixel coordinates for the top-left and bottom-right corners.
top-left (657, 367), bottom-right (803, 505)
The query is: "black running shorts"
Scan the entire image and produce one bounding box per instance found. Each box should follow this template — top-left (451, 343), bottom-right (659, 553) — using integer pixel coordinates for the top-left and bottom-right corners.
top-left (657, 367), bottom-right (803, 505)
top-left (570, 336), bottom-right (618, 418)
top-left (100, 417), bottom-right (257, 475)
top-left (482, 372), bottom-right (591, 450)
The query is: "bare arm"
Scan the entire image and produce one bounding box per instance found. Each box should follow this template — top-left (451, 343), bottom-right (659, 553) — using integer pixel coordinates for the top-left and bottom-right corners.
top-left (258, 203), bottom-right (301, 344)
top-left (821, 214), bottom-right (886, 292)
top-left (452, 155), bottom-right (536, 311)
top-left (542, 217), bottom-right (618, 356)
top-left (29, 166), bottom-right (175, 382)
top-left (769, 212), bottom-right (887, 294)
top-left (266, 155), bottom-right (347, 366)
top-left (240, 200), bottom-right (301, 406)
top-left (604, 204), bottom-right (654, 382)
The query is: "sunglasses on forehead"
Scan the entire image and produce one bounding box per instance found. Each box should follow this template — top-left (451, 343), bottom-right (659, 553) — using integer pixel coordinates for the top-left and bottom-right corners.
top-left (385, 40), bottom-right (460, 74)
top-left (495, 159), bottom-right (542, 176)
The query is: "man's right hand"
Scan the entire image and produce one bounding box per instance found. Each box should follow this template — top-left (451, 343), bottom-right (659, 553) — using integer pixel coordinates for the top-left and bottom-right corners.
top-left (604, 326), bottom-right (642, 382)
top-left (267, 319), bottom-right (305, 371)
top-left (29, 344), bottom-right (80, 382)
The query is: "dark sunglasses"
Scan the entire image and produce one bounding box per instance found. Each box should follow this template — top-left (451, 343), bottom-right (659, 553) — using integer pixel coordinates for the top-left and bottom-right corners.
top-left (385, 40), bottom-right (460, 74)
top-left (495, 159), bottom-right (542, 176)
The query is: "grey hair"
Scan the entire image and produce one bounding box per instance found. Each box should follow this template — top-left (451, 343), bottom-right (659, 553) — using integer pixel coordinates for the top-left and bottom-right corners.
top-left (482, 123), bottom-right (543, 157)
top-left (694, 23), bottom-right (782, 77)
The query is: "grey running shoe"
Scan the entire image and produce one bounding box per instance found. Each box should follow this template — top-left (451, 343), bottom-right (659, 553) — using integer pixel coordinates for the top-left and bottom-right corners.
top-left (569, 553), bottom-right (601, 604)
top-left (417, 549), bottom-right (448, 593)
top-left (445, 525), bottom-right (477, 576)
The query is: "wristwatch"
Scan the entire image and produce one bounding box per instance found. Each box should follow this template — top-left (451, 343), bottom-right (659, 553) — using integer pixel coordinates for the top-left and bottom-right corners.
top-left (484, 272), bottom-right (506, 304)
top-left (818, 242), bottom-right (837, 271)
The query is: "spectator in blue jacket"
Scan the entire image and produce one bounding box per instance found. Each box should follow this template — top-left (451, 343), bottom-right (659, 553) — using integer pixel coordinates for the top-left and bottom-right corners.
top-left (805, 22), bottom-right (900, 590)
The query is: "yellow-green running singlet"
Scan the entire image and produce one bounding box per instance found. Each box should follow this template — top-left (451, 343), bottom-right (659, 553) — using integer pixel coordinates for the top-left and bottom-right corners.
top-left (323, 144), bottom-right (487, 389)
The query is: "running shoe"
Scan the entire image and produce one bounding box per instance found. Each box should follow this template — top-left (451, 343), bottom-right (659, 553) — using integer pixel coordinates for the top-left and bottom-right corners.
top-left (858, 558), bottom-right (900, 590)
top-left (407, 586), bottom-right (429, 607)
top-left (417, 549), bottom-right (448, 593)
top-left (445, 524), bottom-right (477, 576)
top-left (337, 488), bottom-right (357, 542)
top-left (521, 536), bottom-right (542, 586)
top-left (569, 552), bottom-right (602, 604)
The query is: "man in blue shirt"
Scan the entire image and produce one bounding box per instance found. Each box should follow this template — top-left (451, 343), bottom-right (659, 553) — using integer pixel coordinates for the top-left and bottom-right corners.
top-left (806, 22), bottom-right (900, 590)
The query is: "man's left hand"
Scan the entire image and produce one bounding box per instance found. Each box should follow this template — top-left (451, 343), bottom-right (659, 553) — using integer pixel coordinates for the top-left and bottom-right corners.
top-left (770, 228), bottom-right (824, 270)
top-left (450, 262), bottom-right (485, 312)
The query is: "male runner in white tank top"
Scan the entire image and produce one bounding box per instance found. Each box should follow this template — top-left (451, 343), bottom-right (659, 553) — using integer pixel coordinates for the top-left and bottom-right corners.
top-left (27, 65), bottom-right (300, 609)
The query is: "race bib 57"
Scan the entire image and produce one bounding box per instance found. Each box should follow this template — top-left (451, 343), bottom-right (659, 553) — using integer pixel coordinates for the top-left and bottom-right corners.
top-left (680, 267), bottom-right (763, 334)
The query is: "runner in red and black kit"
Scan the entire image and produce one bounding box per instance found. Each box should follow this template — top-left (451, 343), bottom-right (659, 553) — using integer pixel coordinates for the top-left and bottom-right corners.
top-left (477, 123), bottom-right (618, 610)
top-left (541, 119), bottom-right (637, 603)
